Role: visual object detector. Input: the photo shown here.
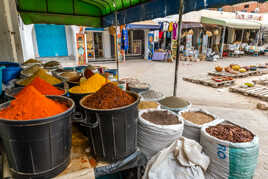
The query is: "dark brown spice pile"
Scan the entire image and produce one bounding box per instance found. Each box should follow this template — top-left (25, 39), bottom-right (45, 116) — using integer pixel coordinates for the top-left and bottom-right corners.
top-left (83, 83), bottom-right (136, 109)
top-left (141, 111), bottom-right (180, 125)
top-left (206, 124), bottom-right (254, 143)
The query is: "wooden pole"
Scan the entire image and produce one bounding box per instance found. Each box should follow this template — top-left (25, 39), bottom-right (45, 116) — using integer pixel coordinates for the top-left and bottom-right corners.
top-left (173, 0), bottom-right (184, 96)
top-left (114, 11), bottom-right (119, 81)
top-left (220, 26), bottom-right (226, 58)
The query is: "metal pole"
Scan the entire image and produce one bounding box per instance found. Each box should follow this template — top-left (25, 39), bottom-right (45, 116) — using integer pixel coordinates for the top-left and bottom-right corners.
top-left (220, 26), bottom-right (226, 59)
top-left (173, 0), bottom-right (184, 96)
top-left (114, 11), bottom-right (119, 81)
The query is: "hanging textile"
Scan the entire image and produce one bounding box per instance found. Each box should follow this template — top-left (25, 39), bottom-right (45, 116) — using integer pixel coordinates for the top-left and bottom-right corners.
top-left (159, 22), bottom-right (164, 31)
top-left (121, 28), bottom-right (128, 51)
top-left (168, 22), bottom-right (173, 32)
top-left (159, 31), bottom-right (164, 39)
top-left (154, 30), bottom-right (159, 42)
top-left (172, 23), bottom-right (178, 40)
top-left (166, 32), bottom-right (171, 38)
top-left (163, 22), bottom-right (169, 32)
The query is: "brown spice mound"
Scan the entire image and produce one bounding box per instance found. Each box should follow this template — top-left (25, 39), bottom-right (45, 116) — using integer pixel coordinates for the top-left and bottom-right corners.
top-left (141, 111), bottom-right (180, 125)
top-left (83, 83), bottom-right (136, 109)
top-left (206, 124), bottom-right (254, 143)
top-left (138, 101), bottom-right (159, 110)
top-left (182, 111), bottom-right (214, 125)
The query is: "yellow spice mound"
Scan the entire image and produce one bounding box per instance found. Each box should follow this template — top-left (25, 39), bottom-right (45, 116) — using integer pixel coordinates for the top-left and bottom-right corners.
top-left (18, 68), bottom-right (61, 86)
top-left (69, 73), bottom-right (107, 94)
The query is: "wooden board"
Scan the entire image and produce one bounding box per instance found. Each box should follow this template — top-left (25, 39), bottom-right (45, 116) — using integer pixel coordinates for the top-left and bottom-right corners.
top-left (183, 74), bottom-right (235, 88)
top-left (229, 85), bottom-right (268, 101)
top-left (208, 70), bottom-right (259, 78)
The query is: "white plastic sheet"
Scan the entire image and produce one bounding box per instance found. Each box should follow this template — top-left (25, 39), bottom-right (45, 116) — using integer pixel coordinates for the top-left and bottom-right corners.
top-left (143, 137), bottom-right (210, 179)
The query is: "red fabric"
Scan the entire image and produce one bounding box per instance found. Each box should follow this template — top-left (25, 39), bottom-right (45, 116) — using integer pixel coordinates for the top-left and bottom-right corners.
top-left (159, 31), bottom-right (164, 39)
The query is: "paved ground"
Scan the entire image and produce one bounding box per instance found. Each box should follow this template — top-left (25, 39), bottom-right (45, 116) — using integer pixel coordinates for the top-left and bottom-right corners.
top-left (94, 56), bottom-right (268, 178)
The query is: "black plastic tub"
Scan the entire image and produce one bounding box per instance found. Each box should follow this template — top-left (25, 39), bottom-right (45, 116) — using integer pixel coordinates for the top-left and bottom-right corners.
top-left (4, 87), bottom-right (67, 99)
top-left (79, 91), bottom-right (140, 163)
top-left (69, 91), bottom-right (91, 119)
top-left (0, 96), bottom-right (75, 179)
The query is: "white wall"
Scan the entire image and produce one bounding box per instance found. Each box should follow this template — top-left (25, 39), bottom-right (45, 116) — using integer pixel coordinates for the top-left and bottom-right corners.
top-left (103, 30), bottom-right (111, 59)
top-left (19, 22), bottom-right (35, 61)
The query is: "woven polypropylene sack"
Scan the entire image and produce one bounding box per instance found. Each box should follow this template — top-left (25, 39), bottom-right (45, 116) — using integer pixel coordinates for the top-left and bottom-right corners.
top-left (138, 109), bottom-right (184, 160)
top-left (200, 121), bottom-right (259, 179)
top-left (179, 108), bottom-right (223, 142)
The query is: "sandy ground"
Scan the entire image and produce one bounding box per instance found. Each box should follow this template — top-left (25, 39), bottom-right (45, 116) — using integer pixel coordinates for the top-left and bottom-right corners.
top-left (92, 56), bottom-right (268, 178)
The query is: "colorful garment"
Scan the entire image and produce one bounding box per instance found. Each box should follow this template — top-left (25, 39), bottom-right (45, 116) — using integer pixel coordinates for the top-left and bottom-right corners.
top-left (168, 22), bottom-right (173, 32)
top-left (172, 23), bottom-right (178, 40)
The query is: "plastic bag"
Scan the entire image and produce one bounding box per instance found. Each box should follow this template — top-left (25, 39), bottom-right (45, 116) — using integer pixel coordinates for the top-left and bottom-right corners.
top-left (179, 108), bottom-right (224, 142)
top-left (138, 109), bottom-right (184, 160)
top-left (200, 121), bottom-right (259, 179)
top-left (143, 137), bottom-right (210, 179)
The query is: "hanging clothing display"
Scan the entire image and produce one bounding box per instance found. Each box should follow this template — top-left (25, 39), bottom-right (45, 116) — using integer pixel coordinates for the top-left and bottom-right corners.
top-left (172, 23), bottom-right (178, 40)
top-left (163, 22), bottom-right (169, 32)
top-left (168, 22), bottom-right (173, 32)
top-left (121, 28), bottom-right (128, 51)
top-left (159, 22), bottom-right (164, 31)
top-left (166, 32), bottom-right (171, 38)
top-left (159, 31), bottom-right (164, 39)
top-left (154, 30), bottom-right (159, 42)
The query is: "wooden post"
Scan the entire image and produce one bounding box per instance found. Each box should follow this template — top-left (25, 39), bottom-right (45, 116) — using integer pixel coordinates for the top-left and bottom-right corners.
top-left (220, 26), bottom-right (226, 58)
top-left (173, 0), bottom-right (184, 96)
top-left (114, 11), bottom-right (119, 81)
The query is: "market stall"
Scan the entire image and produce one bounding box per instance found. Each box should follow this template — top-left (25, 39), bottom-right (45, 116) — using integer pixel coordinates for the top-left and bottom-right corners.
top-left (201, 16), bottom-right (261, 58)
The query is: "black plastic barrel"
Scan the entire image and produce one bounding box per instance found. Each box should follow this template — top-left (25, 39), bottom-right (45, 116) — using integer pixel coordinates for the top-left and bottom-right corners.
top-left (4, 87), bottom-right (67, 99)
top-left (0, 96), bottom-right (75, 179)
top-left (79, 91), bottom-right (140, 163)
top-left (69, 91), bottom-right (90, 120)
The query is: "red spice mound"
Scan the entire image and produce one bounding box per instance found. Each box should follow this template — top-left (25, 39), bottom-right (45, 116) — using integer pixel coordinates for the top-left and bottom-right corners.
top-left (206, 124), bottom-right (254, 143)
top-left (19, 77), bottom-right (64, 96)
top-left (0, 86), bottom-right (68, 120)
top-left (83, 83), bottom-right (136, 109)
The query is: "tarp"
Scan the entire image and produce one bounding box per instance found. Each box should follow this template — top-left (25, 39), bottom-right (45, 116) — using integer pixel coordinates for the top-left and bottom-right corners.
top-left (16, 0), bottom-right (266, 27)
top-left (201, 16), bottom-right (261, 29)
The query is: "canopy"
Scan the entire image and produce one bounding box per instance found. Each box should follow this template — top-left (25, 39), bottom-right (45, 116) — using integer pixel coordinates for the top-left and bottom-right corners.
top-left (201, 16), bottom-right (261, 29)
top-left (16, 0), bottom-right (265, 27)
top-left (126, 20), bottom-right (160, 30)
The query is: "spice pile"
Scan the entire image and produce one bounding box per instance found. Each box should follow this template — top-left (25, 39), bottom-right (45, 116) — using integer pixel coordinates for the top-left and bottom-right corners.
top-left (22, 59), bottom-right (40, 65)
top-left (82, 83), bottom-right (136, 109)
top-left (44, 61), bottom-right (60, 68)
top-left (128, 82), bottom-right (150, 89)
top-left (206, 124), bottom-right (254, 143)
top-left (0, 86), bottom-right (67, 120)
top-left (182, 111), bottom-right (214, 125)
top-left (22, 64), bottom-right (42, 76)
top-left (22, 77), bottom-right (65, 96)
top-left (59, 72), bottom-right (81, 82)
top-left (159, 96), bottom-right (190, 108)
top-left (141, 90), bottom-right (164, 100)
top-left (18, 69), bottom-right (61, 86)
top-left (141, 110), bottom-right (180, 125)
top-left (138, 101), bottom-right (159, 110)
top-left (69, 73), bottom-right (107, 94)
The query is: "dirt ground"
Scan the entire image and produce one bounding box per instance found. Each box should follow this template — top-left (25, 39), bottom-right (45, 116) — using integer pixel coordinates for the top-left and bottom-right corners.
top-left (95, 56), bottom-right (268, 178)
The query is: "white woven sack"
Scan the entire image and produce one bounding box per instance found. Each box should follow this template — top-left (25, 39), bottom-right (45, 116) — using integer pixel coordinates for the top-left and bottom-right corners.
top-left (138, 109), bottom-right (184, 160)
top-left (179, 108), bottom-right (224, 142)
top-left (200, 121), bottom-right (259, 179)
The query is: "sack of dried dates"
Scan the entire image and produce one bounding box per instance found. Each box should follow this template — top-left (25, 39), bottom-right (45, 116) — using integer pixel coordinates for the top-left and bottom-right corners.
top-left (179, 108), bottom-right (223, 142)
top-left (200, 121), bottom-right (259, 179)
top-left (138, 109), bottom-right (184, 160)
